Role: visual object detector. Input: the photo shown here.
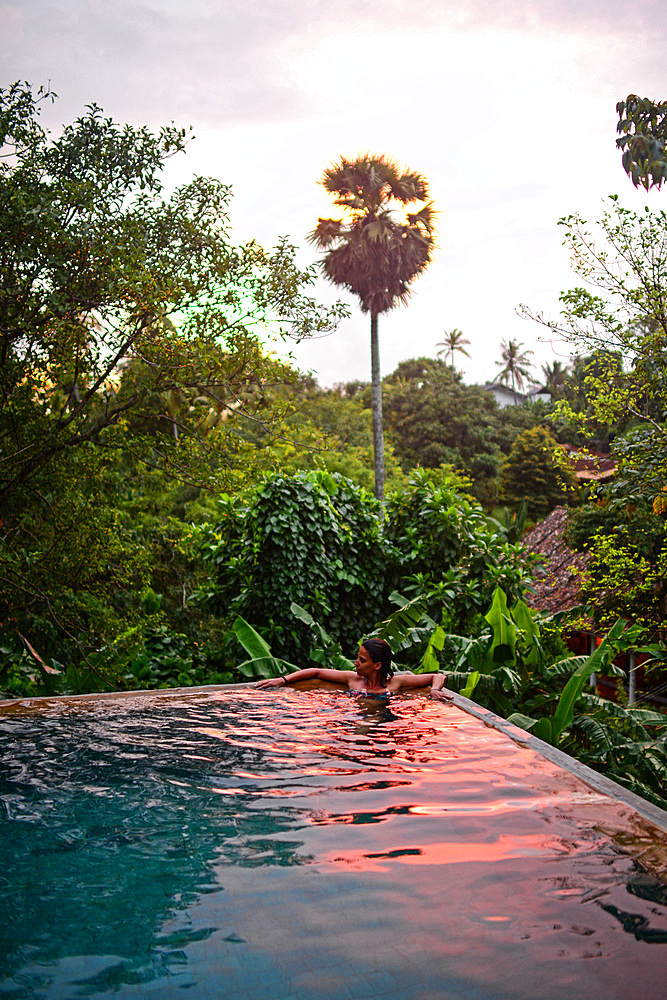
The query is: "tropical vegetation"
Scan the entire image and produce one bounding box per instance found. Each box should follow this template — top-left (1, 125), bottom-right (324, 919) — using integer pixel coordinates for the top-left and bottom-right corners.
top-left (1, 84), bottom-right (666, 811)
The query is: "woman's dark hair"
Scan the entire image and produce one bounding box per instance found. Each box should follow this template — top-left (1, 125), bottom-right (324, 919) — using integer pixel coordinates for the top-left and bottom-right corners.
top-left (360, 638), bottom-right (394, 683)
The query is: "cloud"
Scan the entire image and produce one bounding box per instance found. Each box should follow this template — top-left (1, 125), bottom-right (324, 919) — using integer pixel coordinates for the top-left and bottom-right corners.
top-left (1, 1), bottom-right (311, 126)
top-left (3, 1), bottom-right (665, 133)
top-left (3, 0), bottom-right (667, 388)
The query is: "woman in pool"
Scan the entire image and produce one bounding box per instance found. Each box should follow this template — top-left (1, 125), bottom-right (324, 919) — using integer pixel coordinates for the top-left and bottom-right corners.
top-left (255, 637), bottom-right (452, 700)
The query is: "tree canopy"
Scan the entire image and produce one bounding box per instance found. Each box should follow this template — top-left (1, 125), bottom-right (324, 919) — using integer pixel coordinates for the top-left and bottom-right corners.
top-left (524, 197), bottom-right (667, 506)
top-left (0, 82), bottom-right (343, 660)
top-left (499, 426), bottom-right (578, 519)
top-left (0, 82), bottom-right (344, 506)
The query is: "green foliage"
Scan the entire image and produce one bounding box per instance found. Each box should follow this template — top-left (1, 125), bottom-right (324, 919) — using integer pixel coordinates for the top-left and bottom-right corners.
top-left (231, 617), bottom-right (299, 679)
top-left (508, 619), bottom-right (626, 745)
top-left (382, 357), bottom-right (544, 508)
top-left (116, 626), bottom-right (233, 690)
top-left (290, 603), bottom-right (354, 671)
top-left (249, 381), bottom-right (408, 494)
top-left (0, 636), bottom-right (64, 699)
top-left (0, 82), bottom-right (344, 676)
top-left (198, 469), bottom-right (530, 665)
top-left (383, 358), bottom-right (502, 501)
top-left (527, 199), bottom-right (667, 507)
top-left (383, 470), bottom-right (531, 636)
top-left (617, 94), bottom-right (667, 189)
top-left (198, 470), bottom-right (389, 663)
top-left (0, 623), bottom-right (235, 699)
top-left (567, 502), bottom-right (657, 556)
top-left (577, 533), bottom-right (667, 636)
top-left (565, 500), bottom-right (667, 640)
top-left (563, 695), bottom-right (667, 809)
top-left (565, 498), bottom-right (667, 637)
top-left (369, 591), bottom-right (436, 663)
top-left (499, 426), bottom-right (579, 519)
top-left (1, 83), bottom-right (342, 505)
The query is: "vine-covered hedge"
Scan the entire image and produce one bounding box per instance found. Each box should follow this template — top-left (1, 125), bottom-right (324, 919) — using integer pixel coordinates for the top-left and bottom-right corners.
top-left (197, 469), bottom-right (530, 664)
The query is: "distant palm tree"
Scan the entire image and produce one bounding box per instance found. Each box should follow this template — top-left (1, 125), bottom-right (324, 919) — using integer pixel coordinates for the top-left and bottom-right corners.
top-left (540, 360), bottom-right (570, 390)
top-left (309, 155), bottom-right (435, 500)
top-left (496, 339), bottom-right (534, 400)
top-left (436, 328), bottom-right (471, 376)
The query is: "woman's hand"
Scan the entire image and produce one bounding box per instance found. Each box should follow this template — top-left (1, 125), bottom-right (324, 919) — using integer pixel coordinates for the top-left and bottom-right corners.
top-left (254, 677), bottom-right (287, 689)
top-left (430, 687), bottom-right (454, 701)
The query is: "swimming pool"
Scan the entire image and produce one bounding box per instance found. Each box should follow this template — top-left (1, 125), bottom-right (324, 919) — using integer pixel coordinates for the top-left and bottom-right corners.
top-left (1, 686), bottom-right (665, 1000)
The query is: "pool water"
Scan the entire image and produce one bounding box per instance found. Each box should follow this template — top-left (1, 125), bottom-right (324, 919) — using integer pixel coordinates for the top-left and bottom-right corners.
top-left (0, 687), bottom-right (665, 1000)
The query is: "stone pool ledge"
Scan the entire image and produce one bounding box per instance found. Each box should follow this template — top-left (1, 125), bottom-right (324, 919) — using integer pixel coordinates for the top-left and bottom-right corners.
top-left (2, 680), bottom-right (666, 835)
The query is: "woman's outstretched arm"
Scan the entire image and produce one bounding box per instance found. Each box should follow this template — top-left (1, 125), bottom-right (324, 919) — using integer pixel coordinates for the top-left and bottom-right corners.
top-left (394, 671), bottom-right (454, 699)
top-left (255, 668), bottom-right (353, 690)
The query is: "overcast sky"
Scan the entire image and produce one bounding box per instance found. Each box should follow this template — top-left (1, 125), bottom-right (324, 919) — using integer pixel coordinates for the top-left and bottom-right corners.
top-left (3, 0), bottom-right (666, 387)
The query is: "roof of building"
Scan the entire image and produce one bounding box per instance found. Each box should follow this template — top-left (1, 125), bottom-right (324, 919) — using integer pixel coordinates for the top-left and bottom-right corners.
top-left (521, 505), bottom-right (589, 615)
top-left (559, 444), bottom-right (617, 482)
top-left (481, 381), bottom-right (528, 404)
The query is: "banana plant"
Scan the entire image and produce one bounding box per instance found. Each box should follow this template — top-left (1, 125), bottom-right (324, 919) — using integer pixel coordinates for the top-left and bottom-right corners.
top-left (372, 591), bottom-right (437, 654)
top-left (507, 619), bottom-right (627, 745)
top-left (289, 603), bottom-right (354, 670)
top-left (232, 617), bottom-right (299, 679)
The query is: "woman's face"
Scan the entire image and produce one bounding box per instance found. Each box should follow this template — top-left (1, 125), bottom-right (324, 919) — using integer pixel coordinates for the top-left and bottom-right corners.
top-left (354, 645), bottom-right (377, 677)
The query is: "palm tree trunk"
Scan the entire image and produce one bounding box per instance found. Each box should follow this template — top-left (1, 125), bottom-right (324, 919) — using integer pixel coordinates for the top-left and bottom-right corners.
top-left (370, 310), bottom-right (385, 501)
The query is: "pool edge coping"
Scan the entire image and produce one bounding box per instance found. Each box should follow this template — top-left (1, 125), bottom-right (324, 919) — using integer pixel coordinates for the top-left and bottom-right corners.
top-left (2, 681), bottom-right (666, 833)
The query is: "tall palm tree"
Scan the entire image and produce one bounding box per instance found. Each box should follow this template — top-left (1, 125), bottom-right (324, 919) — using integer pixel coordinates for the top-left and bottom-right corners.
top-left (436, 328), bottom-right (471, 377)
top-left (309, 155), bottom-right (435, 500)
top-left (496, 338), bottom-right (534, 400)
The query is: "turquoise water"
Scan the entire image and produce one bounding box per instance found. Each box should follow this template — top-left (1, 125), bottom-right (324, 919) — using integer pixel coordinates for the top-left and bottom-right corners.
top-left (0, 688), bottom-right (665, 1000)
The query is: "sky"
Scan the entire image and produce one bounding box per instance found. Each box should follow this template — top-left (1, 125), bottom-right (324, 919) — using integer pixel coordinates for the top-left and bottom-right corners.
top-left (2, 0), bottom-right (666, 388)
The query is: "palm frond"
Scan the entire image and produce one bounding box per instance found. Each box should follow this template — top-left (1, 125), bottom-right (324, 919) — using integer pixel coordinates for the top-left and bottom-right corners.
top-left (308, 217), bottom-right (345, 248)
top-left (570, 714), bottom-right (618, 756)
top-left (369, 590), bottom-right (434, 652)
top-left (544, 654), bottom-right (590, 676)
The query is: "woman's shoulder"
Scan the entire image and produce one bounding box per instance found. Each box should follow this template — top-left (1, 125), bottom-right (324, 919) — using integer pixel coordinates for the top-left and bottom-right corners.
top-left (386, 671), bottom-right (412, 691)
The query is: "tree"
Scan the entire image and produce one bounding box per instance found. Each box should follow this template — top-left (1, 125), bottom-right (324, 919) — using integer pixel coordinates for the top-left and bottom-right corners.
top-left (0, 82), bottom-right (343, 506)
top-left (495, 339), bottom-right (534, 399)
top-left (498, 426), bottom-right (578, 519)
top-left (309, 155), bottom-right (435, 500)
top-left (436, 328), bottom-right (470, 376)
top-left (523, 197), bottom-right (667, 505)
top-left (383, 356), bottom-right (502, 504)
top-left (0, 83), bottom-right (343, 662)
top-left (565, 500), bottom-right (667, 636)
top-left (243, 372), bottom-right (408, 494)
top-left (617, 94), bottom-right (667, 190)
